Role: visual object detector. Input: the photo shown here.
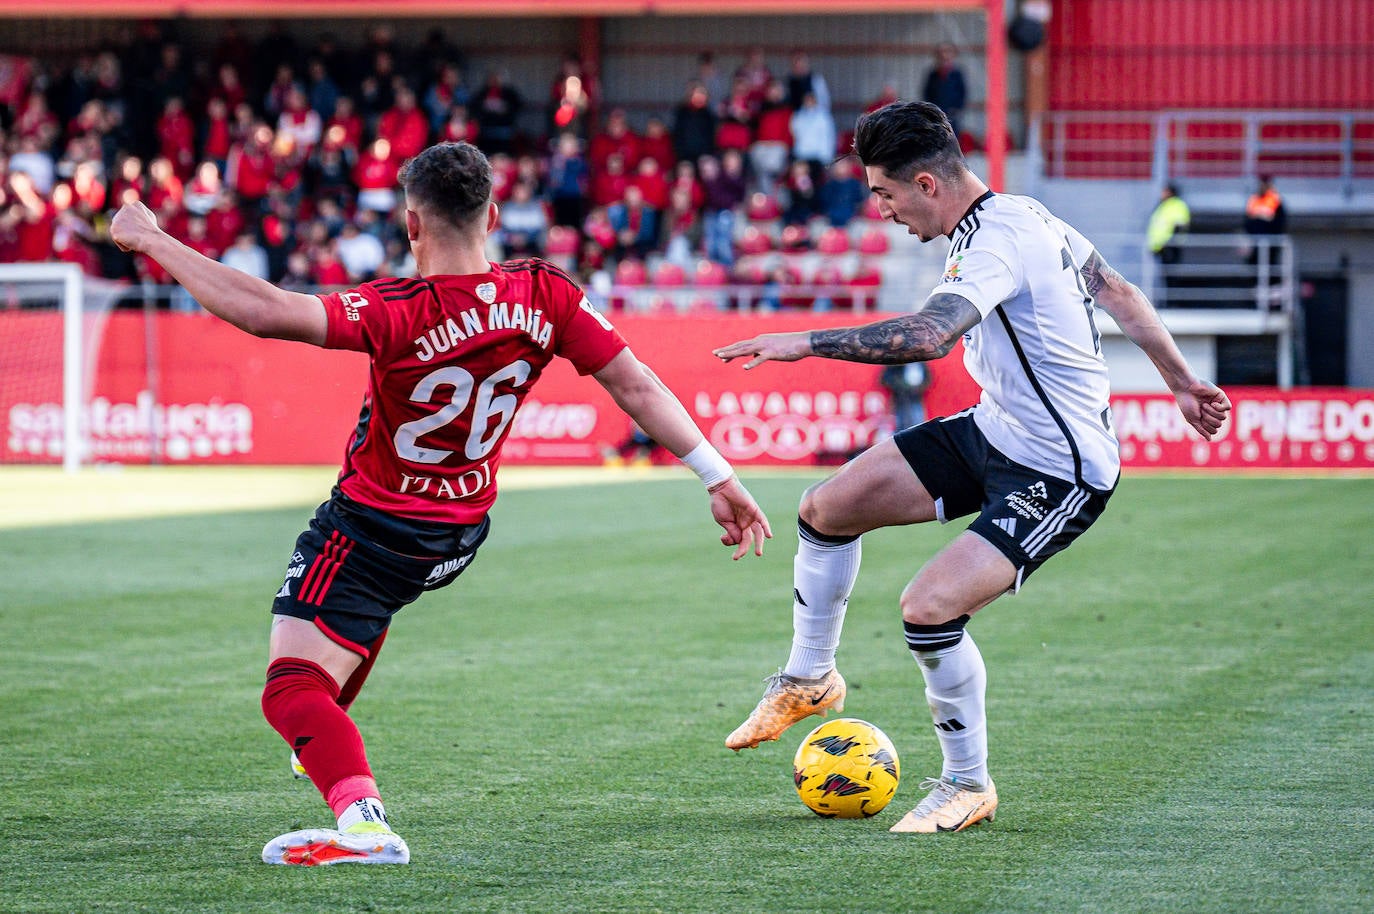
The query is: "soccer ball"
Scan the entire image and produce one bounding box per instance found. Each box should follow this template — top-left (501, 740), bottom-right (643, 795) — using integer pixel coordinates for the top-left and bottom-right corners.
top-left (793, 717), bottom-right (900, 818)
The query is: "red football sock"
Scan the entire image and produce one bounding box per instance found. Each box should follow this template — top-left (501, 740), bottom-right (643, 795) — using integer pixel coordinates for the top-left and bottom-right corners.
top-left (262, 657), bottom-right (379, 815)
top-left (336, 628), bottom-right (387, 713)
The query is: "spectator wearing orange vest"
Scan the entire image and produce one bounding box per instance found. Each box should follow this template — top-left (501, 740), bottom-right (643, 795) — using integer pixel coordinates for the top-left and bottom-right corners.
top-left (1243, 176), bottom-right (1286, 272)
top-left (1244, 176), bottom-right (1286, 235)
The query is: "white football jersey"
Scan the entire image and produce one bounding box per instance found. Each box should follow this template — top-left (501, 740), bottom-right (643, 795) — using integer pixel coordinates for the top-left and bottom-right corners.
top-left (928, 191), bottom-right (1119, 491)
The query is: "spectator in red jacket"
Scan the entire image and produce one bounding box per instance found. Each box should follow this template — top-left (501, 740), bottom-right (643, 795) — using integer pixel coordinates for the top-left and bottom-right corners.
top-left (310, 237), bottom-right (350, 287)
top-left (206, 189), bottom-right (247, 251)
top-left (226, 123), bottom-right (276, 208)
top-left (631, 155), bottom-right (670, 211)
top-left (718, 76), bottom-right (757, 152)
top-left (69, 161), bottom-right (107, 213)
top-left (750, 79), bottom-right (793, 196)
top-left (590, 151), bottom-right (630, 209)
top-left (5, 172), bottom-right (56, 263)
top-left (146, 157), bottom-right (185, 214)
top-left (157, 97), bottom-right (197, 179)
top-left (209, 62), bottom-right (247, 114)
top-left (377, 86), bottom-right (430, 161)
top-left (50, 184), bottom-right (101, 277)
top-left (325, 96), bottom-right (364, 158)
top-left (276, 85), bottom-right (323, 157)
top-left (14, 89), bottom-right (59, 148)
top-left (184, 161), bottom-right (222, 216)
top-left (110, 155), bottom-right (145, 207)
top-left (669, 159), bottom-right (705, 211)
top-left (638, 116), bottom-right (676, 173)
top-left (201, 97), bottom-right (233, 170)
top-left (353, 137), bottom-right (399, 215)
top-left (589, 108), bottom-right (640, 174)
top-left (440, 104), bottom-right (479, 146)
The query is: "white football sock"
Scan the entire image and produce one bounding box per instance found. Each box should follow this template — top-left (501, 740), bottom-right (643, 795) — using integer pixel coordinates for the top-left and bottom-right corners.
top-left (784, 523), bottom-right (861, 680)
top-left (337, 797), bottom-right (390, 832)
top-left (913, 632), bottom-right (990, 788)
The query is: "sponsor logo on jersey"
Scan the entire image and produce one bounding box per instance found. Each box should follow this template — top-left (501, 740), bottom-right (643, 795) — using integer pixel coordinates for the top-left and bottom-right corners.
top-left (398, 459), bottom-right (493, 501)
top-left (941, 254), bottom-right (965, 283)
top-left (475, 282), bottom-right (497, 304)
top-left (341, 290), bottom-right (368, 321)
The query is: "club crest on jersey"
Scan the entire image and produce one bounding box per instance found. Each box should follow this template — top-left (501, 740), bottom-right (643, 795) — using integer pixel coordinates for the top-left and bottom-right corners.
top-left (341, 290), bottom-right (369, 321)
top-left (941, 254), bottom-right (964, 284)
top-left (476, 282), bottom-right (497, 304)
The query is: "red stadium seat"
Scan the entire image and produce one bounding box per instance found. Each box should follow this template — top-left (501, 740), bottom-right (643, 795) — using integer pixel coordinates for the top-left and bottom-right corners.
top-left (780, 224), bottom-right (810, 252)
top-left (746, 192), bottom-right (782, 221)
top-left (693, 259), bottom-right (730, 286)
top-left (861, 196), bottom-right (884, 221)
top-left (615, 258), bottom-right (648, 285)
top-left (857, 227), bottom-right (891, 255)
top-left (652, 261), bottom-right (687, 286)
top-left (816, 226), bottom-right (851, 255)
top-left (736, 225), bottom-right (774, 256)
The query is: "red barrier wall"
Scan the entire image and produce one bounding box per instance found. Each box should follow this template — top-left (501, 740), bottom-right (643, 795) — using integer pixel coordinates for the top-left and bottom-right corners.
top-left (3, 311), bottom-right (1371, 471)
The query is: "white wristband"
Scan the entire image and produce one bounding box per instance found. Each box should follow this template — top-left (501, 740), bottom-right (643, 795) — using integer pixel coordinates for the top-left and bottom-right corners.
top-left (681, 440), bottom-right (733, 489)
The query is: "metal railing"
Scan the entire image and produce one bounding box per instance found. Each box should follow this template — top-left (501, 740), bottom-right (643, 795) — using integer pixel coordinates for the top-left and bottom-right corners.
top-left (1141, 234), bottom-right (1295, 313)
top-left (1031, 110), bottom-right (1374, 195)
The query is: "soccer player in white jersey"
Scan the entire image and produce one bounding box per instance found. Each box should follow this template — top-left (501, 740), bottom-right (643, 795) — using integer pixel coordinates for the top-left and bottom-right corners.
top-left (713, 101), bottom-right (1231, 833)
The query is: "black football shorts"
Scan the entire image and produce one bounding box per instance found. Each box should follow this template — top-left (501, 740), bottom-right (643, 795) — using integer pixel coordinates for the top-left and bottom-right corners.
top-left (271, 494), bottom-right (490, 655)
top-left (894, 411), bottom-right (1114, 589)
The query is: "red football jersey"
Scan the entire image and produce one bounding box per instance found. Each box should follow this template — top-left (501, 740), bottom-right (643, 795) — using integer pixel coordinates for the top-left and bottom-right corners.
top-left (320, 259), bottom-right (627, 523)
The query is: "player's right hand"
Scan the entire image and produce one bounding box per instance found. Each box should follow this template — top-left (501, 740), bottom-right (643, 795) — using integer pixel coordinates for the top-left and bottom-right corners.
top-left (110, 201), bottom-right (162, 253)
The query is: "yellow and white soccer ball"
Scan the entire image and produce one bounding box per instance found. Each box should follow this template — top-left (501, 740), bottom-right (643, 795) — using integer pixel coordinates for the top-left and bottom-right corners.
top-left (793, 717), bottom-right (900, 818)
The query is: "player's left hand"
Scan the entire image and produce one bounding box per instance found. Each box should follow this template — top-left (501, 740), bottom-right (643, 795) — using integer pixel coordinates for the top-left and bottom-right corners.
top-left (1175, 379), bottom-right (1232, 440)
top-left (708, 476), bottom-right (773, 560)
top-left (110, 201), bottom-right (162, 254)
top-left (713, 331), bottom-right (812, 370)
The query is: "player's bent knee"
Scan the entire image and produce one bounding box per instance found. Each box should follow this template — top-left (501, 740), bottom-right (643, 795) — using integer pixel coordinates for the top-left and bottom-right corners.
top-left (899, 588), bottom-right (967, 627)
top-left (799, 480), bottom-right (863, 538)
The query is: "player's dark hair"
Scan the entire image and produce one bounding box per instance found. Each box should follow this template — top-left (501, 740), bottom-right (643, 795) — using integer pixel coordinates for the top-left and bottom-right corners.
top-left (398, 142), bottom-right (492, 230)
top-left (852, 101), bottom-right (965, 183)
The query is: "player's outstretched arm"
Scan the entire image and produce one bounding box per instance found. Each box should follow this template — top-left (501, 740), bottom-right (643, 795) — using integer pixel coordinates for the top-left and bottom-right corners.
top-left (593, 349), bottom-right (772, 559)
top-left (1082, 251), bottom-right (1231, 440)
top-left (712, 294), bottom-right (980, 369)
top-left (110, 201), bottom-right (327, 345)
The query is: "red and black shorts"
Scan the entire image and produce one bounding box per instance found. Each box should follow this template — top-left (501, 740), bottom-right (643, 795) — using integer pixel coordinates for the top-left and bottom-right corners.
top-left (271, 494), bottom-right (490, 655)
top-left (894, 411), bottom-right (1115, 590)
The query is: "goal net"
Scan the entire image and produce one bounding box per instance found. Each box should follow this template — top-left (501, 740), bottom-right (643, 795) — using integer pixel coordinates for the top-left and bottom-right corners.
top-left (0, 263), bottom-right (126, 471)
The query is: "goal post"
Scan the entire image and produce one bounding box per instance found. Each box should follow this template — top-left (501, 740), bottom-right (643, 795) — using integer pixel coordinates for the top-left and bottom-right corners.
top-left (0, 262), bottom-right (90, 472)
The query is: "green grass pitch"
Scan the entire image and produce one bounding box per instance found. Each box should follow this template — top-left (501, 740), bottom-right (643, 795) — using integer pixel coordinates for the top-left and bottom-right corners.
top-left (3, 467), bottom-right (1372, 913)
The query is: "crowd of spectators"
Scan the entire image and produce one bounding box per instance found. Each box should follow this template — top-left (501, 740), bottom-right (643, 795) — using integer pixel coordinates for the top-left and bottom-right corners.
top-left (0, 24), bottom-right (907, 310)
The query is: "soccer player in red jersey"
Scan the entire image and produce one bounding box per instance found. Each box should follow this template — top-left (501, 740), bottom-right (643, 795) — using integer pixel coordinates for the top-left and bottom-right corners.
top-left (110, 142), bottom-right (772, 867)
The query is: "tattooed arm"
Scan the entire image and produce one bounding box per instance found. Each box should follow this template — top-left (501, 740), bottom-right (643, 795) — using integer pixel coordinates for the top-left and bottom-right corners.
top-left (1082, 250), bottom-right (1231, 440)
top-left (712, 293), bottom-right (981, 369)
